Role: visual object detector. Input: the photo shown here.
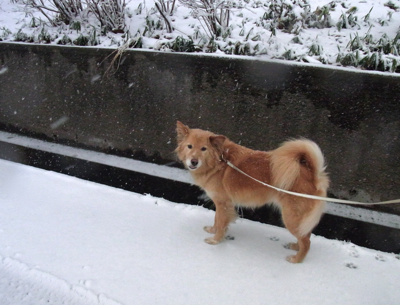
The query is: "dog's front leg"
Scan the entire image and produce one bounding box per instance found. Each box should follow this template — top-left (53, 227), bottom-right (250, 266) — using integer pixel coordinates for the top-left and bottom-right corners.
top-left (204, 201), bottom-right (235, 245)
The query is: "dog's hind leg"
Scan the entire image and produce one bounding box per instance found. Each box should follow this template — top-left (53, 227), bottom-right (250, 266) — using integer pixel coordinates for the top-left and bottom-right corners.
top-left (280, 204), bottom-right (313, 263)
top-left (205, 201), bottom-right (236, 245)
top-left (283, 232), bottom-right (312, 263)
top-left (280, 196), bottom-right (324, 263)
top-left (285, 233), bottom-right (311, 264)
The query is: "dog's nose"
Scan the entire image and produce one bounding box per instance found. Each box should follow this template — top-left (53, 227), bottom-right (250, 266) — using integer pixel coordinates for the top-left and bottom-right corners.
top-left (191, 159), bottom-right (198, 166)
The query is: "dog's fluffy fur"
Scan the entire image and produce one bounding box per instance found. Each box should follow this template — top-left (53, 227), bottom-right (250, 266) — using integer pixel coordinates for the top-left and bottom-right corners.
top-left (175, 121), bottom-right (329, 263)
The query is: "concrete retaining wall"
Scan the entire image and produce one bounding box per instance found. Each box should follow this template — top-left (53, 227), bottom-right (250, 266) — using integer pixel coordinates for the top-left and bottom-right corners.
top-left (1, 42), bottom-right (400, 214)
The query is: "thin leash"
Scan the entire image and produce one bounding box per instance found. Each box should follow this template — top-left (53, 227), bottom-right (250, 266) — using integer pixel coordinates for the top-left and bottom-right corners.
top-left (222, 157), bottom-right (400, 206)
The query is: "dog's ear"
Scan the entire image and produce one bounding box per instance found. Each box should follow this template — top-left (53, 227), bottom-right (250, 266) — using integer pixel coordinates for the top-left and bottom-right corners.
top-left (176, 121), bottom-right (190, 142)
top-left (209, 135), bottom-right (226, 153)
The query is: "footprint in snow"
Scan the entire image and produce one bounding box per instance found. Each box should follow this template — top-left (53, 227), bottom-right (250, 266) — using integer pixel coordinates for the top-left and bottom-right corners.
top-left (79, 279), bottom-right (92, 288)
top-left (348, 249), bottom-right (359, 258)
top-left (375, 254), bottom-right (386, 262)
top-left (345, 263), bottom-right (358, 269)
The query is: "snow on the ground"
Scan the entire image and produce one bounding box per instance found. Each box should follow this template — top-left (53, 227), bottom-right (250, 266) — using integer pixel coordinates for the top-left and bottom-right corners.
top-left (1, 0), bottom-right (400, 72)
top-left (0, 159), bottom-right (399, 305)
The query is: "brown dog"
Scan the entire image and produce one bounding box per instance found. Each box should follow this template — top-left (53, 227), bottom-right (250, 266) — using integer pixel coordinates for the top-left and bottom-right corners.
top-left (175, 121), bottom-right (329, 263)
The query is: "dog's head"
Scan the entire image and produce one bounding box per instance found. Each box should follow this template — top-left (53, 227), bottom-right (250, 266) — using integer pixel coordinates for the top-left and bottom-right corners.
top-left (175, 121), bottom-right (226, 172)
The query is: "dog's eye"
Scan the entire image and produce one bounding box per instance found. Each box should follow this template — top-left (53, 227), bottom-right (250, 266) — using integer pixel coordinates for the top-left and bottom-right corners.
top-left (201, 147), bottom-right (207, 151)
top-left (188, 144), bottom-right (192, 149)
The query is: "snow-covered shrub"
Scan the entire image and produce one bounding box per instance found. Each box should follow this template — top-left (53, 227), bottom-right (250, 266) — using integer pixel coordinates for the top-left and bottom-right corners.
top-left (308, 1), bottom-right (335, 28)
top-left (203, 35), bottom-right (217, 52)
top-left (308, 42), bottom-right (323, 55)
top-left (73, 33), bottom-right (88, 45)
top-left (384, 1), bottom-right (399, 11)
top-left (262, 0), bottom-right (311, 34)
top-left (86, 0), bottom-right (127, 34)
top-left (37, 26), bottom-right (52, 43)
top-left (178, 0), bottom-right (233, 38)
top-left (14, 29), bottom-right (34, 42)
top-left (167, 36), bottom-right (197, 51)
top-left (223, 40), bottom-right (252, 55)
top-left (282, 48), bottom-right (292, 59)
top-left (357, 52), bottom-right (399, 73)
top-left (336, 49), bottom-right (360, 67)
top-left (345, 30), bottom-right (400, 56)
top-left (374, 32), bottom-right (400, 55)
top-left (29, 17), bottom-right (44, 27)
top-left (261, 0), bottom-right (336, 34)
top-left (23, 0), bottom-right (128, 34)
top-left (23, 0), bottom-right (85, 26)
top-left (347, 32), bottom-right (364, 51)
top-left (264, 0), bottom-right (300, 31)
top-left (336, 7), bottom-right (359, 31)
top-left (70, 20), bottom-right (82, 32)
top-left (72, 27), bottom-right (99, 45)
top-left (5, 0), bottom-right (400, 73)
top-left (0, 27), bottom-right (12, 41)
top-left (57, 34), bottom-right (73, 44)
top-left (142, 15), bottom-right (164, 37)
top-left (337, 30), bottom-right (400, 73)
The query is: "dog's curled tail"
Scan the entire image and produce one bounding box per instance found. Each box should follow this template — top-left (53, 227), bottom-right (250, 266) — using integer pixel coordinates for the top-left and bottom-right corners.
top-left (270, 139), bottom-right (329, 192)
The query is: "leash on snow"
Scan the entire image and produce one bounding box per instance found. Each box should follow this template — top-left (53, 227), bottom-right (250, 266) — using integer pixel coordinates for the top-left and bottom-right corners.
top-left (224, 159), bottom-right (400, 206)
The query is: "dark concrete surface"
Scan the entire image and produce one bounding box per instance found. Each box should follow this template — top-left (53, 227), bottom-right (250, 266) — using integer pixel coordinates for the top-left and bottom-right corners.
top-left (1, 42), bottom-right (400, 216)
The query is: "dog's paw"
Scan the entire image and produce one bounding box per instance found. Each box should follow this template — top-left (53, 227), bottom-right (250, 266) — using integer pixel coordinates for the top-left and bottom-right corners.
top-left (205, 237), bottom-right (220, 245)
top-left (286, 255), bottom-right (301, 264)
top-left (284, 243), bottom-right (299, 251)
top-left (204, 226), bottom-right (216, 234)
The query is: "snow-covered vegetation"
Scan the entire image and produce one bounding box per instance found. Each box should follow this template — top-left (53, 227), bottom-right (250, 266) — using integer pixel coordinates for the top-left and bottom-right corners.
top-left (1, 0), bottom-right (400, 72)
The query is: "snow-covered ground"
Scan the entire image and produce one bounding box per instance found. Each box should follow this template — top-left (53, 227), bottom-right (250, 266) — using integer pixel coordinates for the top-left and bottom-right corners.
top-left (0, 158), bottom-right (399, 305)
top-left (1, 1), bottom-right (400, 303)
top-left (1, 0), bottom-right (400, 72)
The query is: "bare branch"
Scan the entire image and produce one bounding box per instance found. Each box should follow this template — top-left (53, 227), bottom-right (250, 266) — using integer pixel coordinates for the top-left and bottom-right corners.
top-left (86, 0), bottom-right (127, 33)
top-left (23, 0), bottom-right (85, 25)
top-left (155, 2), bottom-right (173, 33)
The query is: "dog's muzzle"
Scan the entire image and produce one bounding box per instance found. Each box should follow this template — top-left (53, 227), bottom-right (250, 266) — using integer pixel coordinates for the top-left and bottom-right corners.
top-left (187, 159), bottom-right (200, 170)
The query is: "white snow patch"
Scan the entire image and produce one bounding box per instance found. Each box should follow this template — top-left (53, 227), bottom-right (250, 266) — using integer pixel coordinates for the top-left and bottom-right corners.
top-left (0, 159), bottom-right (399, 304)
